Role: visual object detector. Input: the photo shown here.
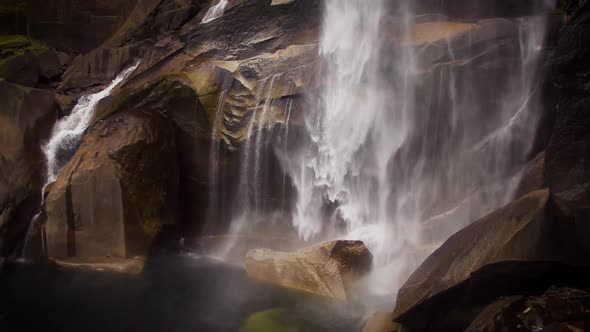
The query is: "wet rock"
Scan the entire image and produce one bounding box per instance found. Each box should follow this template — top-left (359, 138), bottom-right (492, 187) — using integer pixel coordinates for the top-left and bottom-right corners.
top-left (52, 257), bottom-right (145, 275)
top-left (393, 190), bottom-right (556, 328)
top-left (245, 240), bottom-right (372, 301)
top-left (44, 109), bottom-right (178, 261)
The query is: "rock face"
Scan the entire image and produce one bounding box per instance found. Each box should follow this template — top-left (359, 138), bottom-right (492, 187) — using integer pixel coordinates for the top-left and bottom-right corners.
top-left (545, 7), bottom-right (590, 194)
top-left (245, 241), bottom-right (372, 301)
top-left (0, 81), bottom-right (58, 257)
top-left (390, 7), bottom-right (590, 331)
top-left (392, 190), bottom-right (565, 329)
top-left (26, 0), bottom-right (139, 53)
top-left (44, 109), bottom-right (178, 260)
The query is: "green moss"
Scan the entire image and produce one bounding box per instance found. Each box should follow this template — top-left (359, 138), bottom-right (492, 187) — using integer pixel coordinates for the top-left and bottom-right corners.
top-left (0, 1), bottom-right (26, 14)
top-left (0, 34), bottom-right (47, 66)
top-left (239, 309), bottom-right (301, 332)
top-left (554, 0), bottom-right (586, 13)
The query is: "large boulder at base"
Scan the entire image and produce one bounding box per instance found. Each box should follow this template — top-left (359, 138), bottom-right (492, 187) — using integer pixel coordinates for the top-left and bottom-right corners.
top-left (44, 109), bottom-right (178, 261)
top-left (394, 190), bottom-right (559, 324)
top-left (0, 81), bottom-right (58, 257)
top-left (245, 241), bottom-right (372, 301)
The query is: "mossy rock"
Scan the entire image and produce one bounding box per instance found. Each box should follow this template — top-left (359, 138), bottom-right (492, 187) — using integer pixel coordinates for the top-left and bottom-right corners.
top-left (239, 308), bottom-right (323, 332)
top-left (0, 35), bottom-right (47, 66)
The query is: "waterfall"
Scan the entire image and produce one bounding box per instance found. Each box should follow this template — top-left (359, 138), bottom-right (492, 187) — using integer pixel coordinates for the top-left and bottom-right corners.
top-left (202, 0), bottom-right (229, 23)
top-left (283, 0), bottom-right (548, 294)
top-left (44, 61), bottom-right (141, 184)
top-left (20, 61), bottom-right (140, 259)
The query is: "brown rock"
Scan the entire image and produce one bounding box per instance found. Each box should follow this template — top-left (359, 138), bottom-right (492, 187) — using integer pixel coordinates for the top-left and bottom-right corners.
top-left (45, 109), bottom-right (178, 260)
top-left (245, 240), bottom-right (372, 301)
top-left (363, 311), bottom-right (401, 332)
top-left (0, 81), bottom-right (58, 256)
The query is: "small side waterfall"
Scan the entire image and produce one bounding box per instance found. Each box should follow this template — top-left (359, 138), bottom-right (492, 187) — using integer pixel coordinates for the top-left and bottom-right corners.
top-left (21, 61), bottom-right (140, 259)
top-left (202, 0), bottom-right (229, 23)
top-left (44, 61), bottom-right (141, 184)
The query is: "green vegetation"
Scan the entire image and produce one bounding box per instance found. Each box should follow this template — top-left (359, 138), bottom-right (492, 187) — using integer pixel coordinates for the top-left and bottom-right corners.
top-left (0, 1), bottom-right (26, 14)
top-left (0, 34), bottom-right (47, 65)
top-left (239, 309), bottom-right (301, 332)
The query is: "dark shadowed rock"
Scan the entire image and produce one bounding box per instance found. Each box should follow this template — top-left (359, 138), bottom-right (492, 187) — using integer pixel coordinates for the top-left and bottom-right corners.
top-left (546, 5), bottom-right (590, 194)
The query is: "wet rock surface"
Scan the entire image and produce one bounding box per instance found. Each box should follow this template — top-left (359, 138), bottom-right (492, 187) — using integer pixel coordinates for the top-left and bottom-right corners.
top-left (245, 240), bottom-right (373, 301)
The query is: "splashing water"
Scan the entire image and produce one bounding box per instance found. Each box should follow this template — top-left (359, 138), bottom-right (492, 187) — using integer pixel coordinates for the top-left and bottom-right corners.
top-left (43, 61), bottom-right (140, 184)
top-left (202, 0), bottom-right (229, 23)
top-left (283, 0), bottom-right (549, 294)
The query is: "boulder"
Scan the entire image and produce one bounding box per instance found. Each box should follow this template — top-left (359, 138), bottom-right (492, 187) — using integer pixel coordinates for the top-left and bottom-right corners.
top-left (362, 312), bottom-right (401, 332)
top-left (44, 109), bottom-right (178, 261)
top-left (393, 190), bottom-right (559, 327)
top-left (245, 240), bottom-right (372, 301)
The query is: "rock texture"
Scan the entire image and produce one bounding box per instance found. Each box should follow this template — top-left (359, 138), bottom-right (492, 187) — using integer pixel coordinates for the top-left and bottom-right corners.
top-left (245, 241), bottom-right (372, 301)
top-left (44, 108), bottom-right (178, 260)
top-left (0, 81), bottom-right (58, 257)
top-left (393, 190), bottom-right (555, 323)
top-left (546, 6), bottom-right (590, 194)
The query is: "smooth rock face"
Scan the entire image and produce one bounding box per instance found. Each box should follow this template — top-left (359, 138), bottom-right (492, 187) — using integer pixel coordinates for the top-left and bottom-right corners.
top-left (45, 109), bottom-right (178, 260)
top-left (0, 81), bottom-right (58, 257)
top-left (245, 241), bottom-right (372, 301)
top-left (393, 190), bottom-right (554, 322)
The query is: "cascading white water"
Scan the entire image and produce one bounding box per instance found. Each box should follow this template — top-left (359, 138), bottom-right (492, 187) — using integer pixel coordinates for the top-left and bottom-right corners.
top-left (202, 0), bottom-right (229, 23)
top-left (44, 61), bottom-right (140, 184)
top-left (283, 0), bottom-right (549, 294)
